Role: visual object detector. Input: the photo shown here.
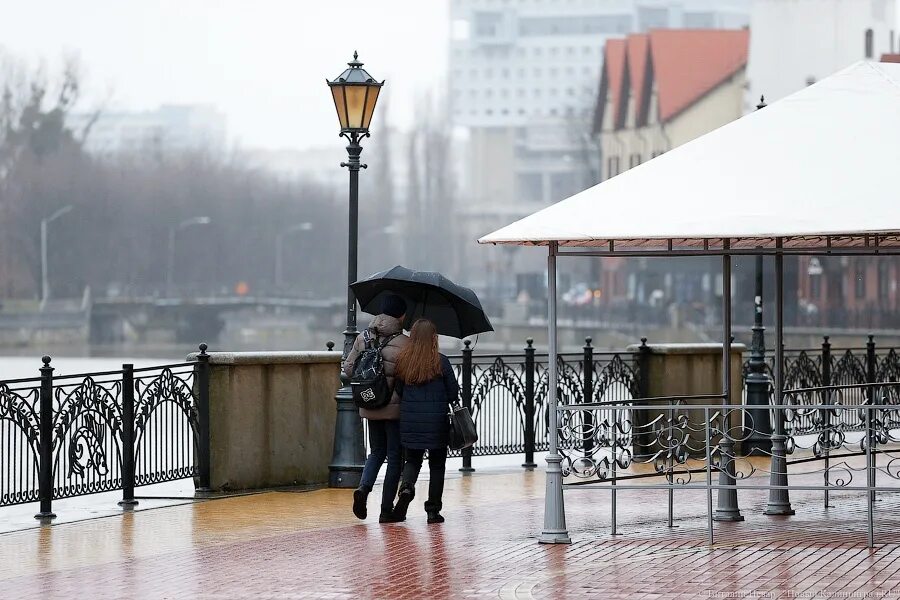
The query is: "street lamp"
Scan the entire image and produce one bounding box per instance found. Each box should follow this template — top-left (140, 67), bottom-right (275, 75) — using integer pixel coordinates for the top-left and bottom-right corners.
top-left (40, 205), bottom-right (74, 310)
top-left (166, 216), bottom-right (211, 296)
top-left (326, 51), bottom-right (384, 488)
top-left (275, 222), bottom-right (313, 288)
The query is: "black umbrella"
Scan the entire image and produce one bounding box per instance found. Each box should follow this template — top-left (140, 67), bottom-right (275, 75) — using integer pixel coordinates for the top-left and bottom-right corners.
top-left (351, 266), bottom-right (493, 339)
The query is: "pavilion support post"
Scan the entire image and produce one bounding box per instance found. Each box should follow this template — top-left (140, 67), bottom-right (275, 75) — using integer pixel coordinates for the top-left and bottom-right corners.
top-left (766, 241), bottom-right (795, 516)
top-left (540, 242), bottom-right (571, 544)
top-left (714, 242), bottom-right (744, 522)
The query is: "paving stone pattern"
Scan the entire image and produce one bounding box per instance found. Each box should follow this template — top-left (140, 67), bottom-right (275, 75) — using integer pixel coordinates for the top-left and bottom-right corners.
top-left (3, 469), bottom-right (900, 599)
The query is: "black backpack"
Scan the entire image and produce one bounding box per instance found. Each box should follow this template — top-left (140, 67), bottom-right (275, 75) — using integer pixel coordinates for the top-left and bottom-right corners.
top-left (350, 329), bottom-right (399, 410)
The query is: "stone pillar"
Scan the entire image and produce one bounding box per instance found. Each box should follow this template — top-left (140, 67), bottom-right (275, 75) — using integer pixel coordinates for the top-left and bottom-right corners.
top-left (187, 351), bottom-right (340, 491)
top-left (624, 343), bottom-right (746, 459)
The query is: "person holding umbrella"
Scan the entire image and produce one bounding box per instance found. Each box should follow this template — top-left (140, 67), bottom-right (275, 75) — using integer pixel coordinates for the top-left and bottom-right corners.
top-left (391, 318), bottom-right (458, 524)
top-left (343, 294), bottom-right (409, 523)
top-left (350, 266), bottom-right (494, 523)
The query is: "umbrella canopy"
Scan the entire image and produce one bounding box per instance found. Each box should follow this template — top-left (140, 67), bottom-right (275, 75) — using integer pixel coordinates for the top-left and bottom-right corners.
top-left (351, 266), bottom-right (493, 339)
top-left (478, 61), bottom-right (900, 250)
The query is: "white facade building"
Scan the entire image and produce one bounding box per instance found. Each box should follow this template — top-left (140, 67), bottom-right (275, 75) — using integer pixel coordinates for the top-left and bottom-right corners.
top-left (68, 104), bottom-right (227, 156)
top-left (748, 0), bottom-right (899, 106)
top-left (448, 0), bottom-right (750, 293)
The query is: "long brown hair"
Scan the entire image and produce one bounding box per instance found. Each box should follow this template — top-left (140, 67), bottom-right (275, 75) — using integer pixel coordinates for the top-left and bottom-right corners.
top-left (396, 319), bottom-right (442, 384)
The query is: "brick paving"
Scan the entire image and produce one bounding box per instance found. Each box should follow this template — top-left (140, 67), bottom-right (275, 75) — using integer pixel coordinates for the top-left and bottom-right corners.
top-left (3, 467), bottom-right (900, 599)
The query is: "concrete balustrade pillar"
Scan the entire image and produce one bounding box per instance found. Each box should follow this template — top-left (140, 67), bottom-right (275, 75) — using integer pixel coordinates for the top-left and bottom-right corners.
top-left (187, 351), bottom-right (341, 491)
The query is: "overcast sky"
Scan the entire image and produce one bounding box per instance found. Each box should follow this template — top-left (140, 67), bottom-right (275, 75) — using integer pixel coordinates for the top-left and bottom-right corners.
top-left (0, 0), bottom-right (449, 150)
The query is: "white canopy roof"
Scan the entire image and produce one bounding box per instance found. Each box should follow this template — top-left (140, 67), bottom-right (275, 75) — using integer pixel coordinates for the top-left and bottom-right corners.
top-left (479, 61), bottom-right (900, 250)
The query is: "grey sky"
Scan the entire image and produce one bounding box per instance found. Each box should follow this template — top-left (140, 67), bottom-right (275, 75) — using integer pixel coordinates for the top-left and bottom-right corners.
top-left (0, 0), bottom-right (448, 150)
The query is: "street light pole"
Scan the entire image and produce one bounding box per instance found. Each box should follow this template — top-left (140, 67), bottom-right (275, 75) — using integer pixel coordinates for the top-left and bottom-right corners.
top-left (40, 205), bottom-right (74, 310)
top-left (326, 52), bottom-right (384, 488)
top-left (166, 216), bottom-right (211, 296)
top-left (275, 222), bottom-right (313, 289)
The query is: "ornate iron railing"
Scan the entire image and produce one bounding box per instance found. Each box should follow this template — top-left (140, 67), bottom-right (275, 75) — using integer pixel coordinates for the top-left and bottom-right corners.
top-left (556, 382), bottom-right (900, 547)
top-left (743, 336), bottom-right (900, 433)
top-left (446, 338), bottom-right (643, 467)
top-left (0, 346), bottom-right (210, 519)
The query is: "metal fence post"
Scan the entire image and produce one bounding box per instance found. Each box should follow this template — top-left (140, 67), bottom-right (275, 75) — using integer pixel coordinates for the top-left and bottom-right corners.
top-left (119, 363), bottom-right (138, 507)
top-left (460, 340), bottom-right (474, 473)
top-left (523, 338), bottom-right (537, 469)
top-left (822, 336), bottom-right (833, 508)
top-left (582, 337), bottom-right (594, 458)
top-left (866, 334), bottom-right (876, 405)
top-left (196, 343), bottom-right (212, 491)
top-left (633, 337), bottom-right (652, 458)
top-left (34, 356), bottom-right (56, 522)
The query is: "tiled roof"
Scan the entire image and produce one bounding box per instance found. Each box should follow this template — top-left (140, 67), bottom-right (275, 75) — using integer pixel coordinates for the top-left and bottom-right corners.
top-left (605, 38), bottom-right (627, 128)
top-left (881, 53), bottom-right (900, 63)
top-left (648, 29), bottom-right (750, 122)
top-left (626, 34), bottom-right (650, 126)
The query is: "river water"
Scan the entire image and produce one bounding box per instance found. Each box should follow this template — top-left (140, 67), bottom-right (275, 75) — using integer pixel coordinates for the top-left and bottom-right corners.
top-left (0, 354), bottom-right (179, 382)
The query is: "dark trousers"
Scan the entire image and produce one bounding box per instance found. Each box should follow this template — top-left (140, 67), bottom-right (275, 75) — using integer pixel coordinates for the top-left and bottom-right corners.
top-left (401, 447), bottom-right (448, 512)
top-left (360, 420), bottom-right (402, 514)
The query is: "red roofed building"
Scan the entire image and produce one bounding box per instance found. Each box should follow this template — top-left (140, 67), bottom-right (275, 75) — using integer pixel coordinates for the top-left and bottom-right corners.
top-left (594, 28), bottom-right (750, 181)
top-left (589, 28), bottom-right (750, 315)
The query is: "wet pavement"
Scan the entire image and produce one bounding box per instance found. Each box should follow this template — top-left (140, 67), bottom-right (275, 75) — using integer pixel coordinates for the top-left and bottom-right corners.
top-left (3, 465), bottom-right (900, 599)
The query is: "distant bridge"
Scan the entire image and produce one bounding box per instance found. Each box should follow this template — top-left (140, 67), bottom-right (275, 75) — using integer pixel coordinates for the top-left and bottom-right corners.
top-left (90, 295), bottom-right (345, 344)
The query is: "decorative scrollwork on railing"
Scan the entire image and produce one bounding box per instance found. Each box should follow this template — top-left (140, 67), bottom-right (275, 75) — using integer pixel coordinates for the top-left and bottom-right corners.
top-left (52, 376), bottom-right (123, 499)
top-left (134, 368), bottom-right (199, 485)
top-left (877, 349), bottom-right (900, 383)
top-left (0, 384), bottom-right (41, 506)
top-left (592, 354), bottom-right (640, 403)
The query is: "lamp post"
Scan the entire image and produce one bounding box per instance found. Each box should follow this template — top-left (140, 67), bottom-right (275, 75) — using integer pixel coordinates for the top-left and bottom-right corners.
top-left (744, 96), bottom-right (773, 455)
top-left (166, 216), bottom-right (211, 296)
top-left (40, 205), bottom-right (74, 310)
top-left (326, 51), bottom-right (384, 488)
top-left (275, 222), bottom-right (313, 289)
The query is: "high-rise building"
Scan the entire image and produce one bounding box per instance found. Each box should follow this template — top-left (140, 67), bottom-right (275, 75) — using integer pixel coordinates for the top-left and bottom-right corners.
top-left (448, 0), bottom-right (750, 294)
top-left (747, 0), bottom-right (899, 105)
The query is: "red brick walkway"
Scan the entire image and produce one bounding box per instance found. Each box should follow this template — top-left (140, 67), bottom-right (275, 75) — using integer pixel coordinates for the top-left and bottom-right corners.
top-left (3, 469), bottom-right (900, 599)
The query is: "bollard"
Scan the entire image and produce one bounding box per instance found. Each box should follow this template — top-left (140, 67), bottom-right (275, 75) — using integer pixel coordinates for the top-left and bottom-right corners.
top-left (460, 340), bottom-right (474, 473)
top-left (34, 356), bottom-right (56, 522)
top-left (582, 337), bottom-right (594, 458)
top-left (522, 338), bottom-right (537, 469)
top-left (195, 343), bottom-right (212, 492)
top-left (119, 363), bottom-right (138, 507)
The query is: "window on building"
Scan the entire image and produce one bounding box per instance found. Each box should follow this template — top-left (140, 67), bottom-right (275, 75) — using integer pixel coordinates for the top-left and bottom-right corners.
top-left (629, 154), bottom-right (642, 169)
top-left (879, 261), bottom-right (891, 298)
top-left (865, 28), bottom-right (874, 59)
top-left (549, 67), bottom-right (558, 77)
top-left (566, 88), bottom-right (575, 96)
top-left (606, 156), bottom-right (620, 179)
top-left (638, 7), bottom-right (669, 30)
top-left (517, 173), bottom-right (544, 203)
top-left (684, 12), bottom-right (715, 28)
top-left (501, 68), bottom-right (509, 78)
top-left (856, 263), bottom-right (867, 299)
top-left (551, 172), bottom-right (577, 200)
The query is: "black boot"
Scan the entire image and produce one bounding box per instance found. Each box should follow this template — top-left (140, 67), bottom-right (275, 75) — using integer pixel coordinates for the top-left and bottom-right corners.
top-left (352, 487), bottom-right (370, 520)
top-left (379, 511), bottom-right (402, 523)
top-left (426, 510), bottom-right (445, 524)
top-left (392, 484), bottom-right (415, 522)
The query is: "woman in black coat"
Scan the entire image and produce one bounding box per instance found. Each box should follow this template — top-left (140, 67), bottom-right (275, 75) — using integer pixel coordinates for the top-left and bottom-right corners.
top-left (392, 318), bottom-right (459, 523)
